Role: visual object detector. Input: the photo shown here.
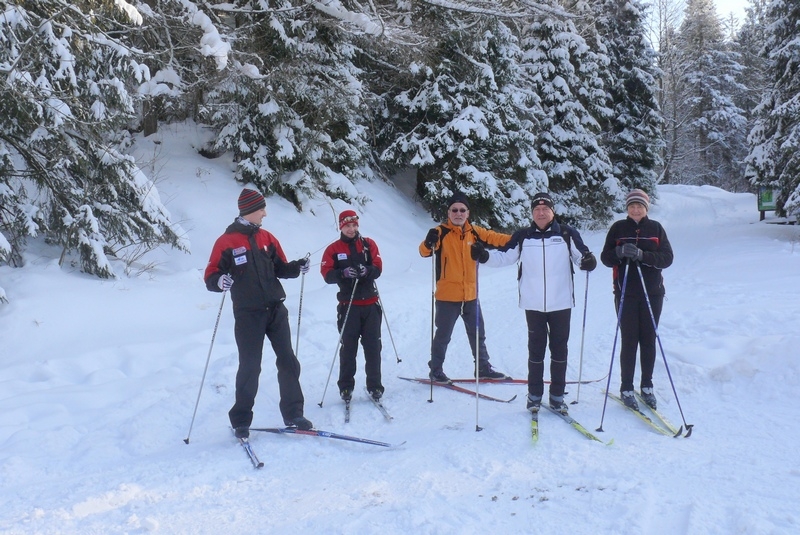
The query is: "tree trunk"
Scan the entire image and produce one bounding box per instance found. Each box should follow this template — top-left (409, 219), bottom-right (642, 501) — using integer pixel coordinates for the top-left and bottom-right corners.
top-left (142, 97), bottom-right (159, 137)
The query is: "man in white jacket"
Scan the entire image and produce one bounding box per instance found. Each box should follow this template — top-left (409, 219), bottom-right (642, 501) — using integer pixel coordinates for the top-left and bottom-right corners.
top-left (470, 192), bottom-right (596, 414)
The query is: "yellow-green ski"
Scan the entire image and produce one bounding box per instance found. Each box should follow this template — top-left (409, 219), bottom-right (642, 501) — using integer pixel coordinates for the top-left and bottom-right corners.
top-left (607, 392), bottom-right (674, 436)
top-left (542, 405), bottom-right (612, 444)
top-left (634, 392), bottom-right (684, 437)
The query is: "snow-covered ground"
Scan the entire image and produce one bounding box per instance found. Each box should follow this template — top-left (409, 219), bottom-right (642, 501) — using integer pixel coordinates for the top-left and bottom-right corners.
top-left (2, 124), bottom-right (799, 534)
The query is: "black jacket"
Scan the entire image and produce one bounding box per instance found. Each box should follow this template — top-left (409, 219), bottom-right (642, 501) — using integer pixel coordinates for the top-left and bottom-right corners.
top-left (600, 216), bottom-right (673, 297)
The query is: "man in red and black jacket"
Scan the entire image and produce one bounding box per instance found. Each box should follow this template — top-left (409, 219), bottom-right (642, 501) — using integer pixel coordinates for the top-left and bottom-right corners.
top-left (320, 210), bottom-right (384, 402)
top-left (204, 188), bottom-right (312, 438)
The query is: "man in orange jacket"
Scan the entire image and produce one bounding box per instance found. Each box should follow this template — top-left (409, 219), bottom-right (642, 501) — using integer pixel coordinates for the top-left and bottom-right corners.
top-left (419, 192), bottom-right (511, 383)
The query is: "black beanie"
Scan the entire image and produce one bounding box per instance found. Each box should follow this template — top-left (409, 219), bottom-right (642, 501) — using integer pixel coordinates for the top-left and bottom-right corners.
top-left (446, 192), bottom-right (470, 210)
top-left (531, 192), bottom-right (554, 210)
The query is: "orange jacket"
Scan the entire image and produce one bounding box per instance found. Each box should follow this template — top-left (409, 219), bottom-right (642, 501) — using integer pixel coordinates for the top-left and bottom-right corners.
top-left (419, 221), bottom-right (511, 302)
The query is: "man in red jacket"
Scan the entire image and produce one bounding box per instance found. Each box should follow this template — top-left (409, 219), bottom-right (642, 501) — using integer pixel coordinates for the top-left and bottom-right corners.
top-left (204, 188), bottom-right (312, 438)
top-left (320, 210), bottom-right (384, 401)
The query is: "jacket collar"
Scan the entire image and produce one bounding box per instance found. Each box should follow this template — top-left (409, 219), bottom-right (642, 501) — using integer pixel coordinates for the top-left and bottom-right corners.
top-left (529, 219), bottom-right (559, 236)
top-left (340, 232), bottom-right (360, 244)
top-left (626, 215), bottom-right (650, 226)
top-left (227, 218), bottom-right (260, 235)
top-left (442, 220), bottom-right (472, 234)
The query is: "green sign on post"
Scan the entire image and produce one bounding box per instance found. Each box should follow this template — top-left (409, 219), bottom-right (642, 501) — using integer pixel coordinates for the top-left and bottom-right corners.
top-left (758, 187), bottom-right (777, 211)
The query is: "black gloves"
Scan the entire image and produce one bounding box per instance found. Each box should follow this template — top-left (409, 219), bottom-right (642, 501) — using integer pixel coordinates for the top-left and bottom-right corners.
top-left (296, 257), bottom-right (310, 274)
top-left (579, 252), bottom-right (597, 272)
top-left (616, 243), bottom-right (643, 262)
top-left (470, 241), bottom-right (489, 263)
top-left (343, 265), bottom-right (371, 279)
top-left (424, 228), bottom-right (439, 250)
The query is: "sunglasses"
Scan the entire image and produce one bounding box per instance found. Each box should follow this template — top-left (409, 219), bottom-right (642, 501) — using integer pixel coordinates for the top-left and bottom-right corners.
top-left (449, 208), bottom-right (468, 213)
top-left (340, 215), bottom-right (359, 224)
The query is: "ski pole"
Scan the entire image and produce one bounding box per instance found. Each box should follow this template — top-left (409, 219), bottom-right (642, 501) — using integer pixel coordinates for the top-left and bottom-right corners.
top-left (572, 270), bottom-right (590, 404)
top-left (474, 261), bottom-right (482, 432)
top-left (184, 291), bottom-right (226, 444)
top-left (294, 253), bottom-right (310, 357)
top-left (635, 263), bottom-right (692, 437)
top-left (374, 281), bottom-right (401, 363)
top-left (429, 251), bottom-right (436, 403)
top-left (318, 279), bottom-right (359, 408)
top-left (596, 261), bottom-right (630, 433)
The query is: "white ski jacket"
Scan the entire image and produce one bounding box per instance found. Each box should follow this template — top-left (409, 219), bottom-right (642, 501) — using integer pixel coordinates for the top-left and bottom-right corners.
top-left (484, 221), bottom-right (588, 312)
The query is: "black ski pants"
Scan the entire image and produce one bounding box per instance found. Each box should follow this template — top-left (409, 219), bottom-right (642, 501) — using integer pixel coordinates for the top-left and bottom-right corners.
top-left (616, 293), bottom-right (663, 392)
top-left (525, 308), bottom-right (571, 399)
top-left (229, 302), bottom-right (304, 428)
top-left (337, 302), bottom-right (383, 393)
top-left (429, 299), bottom-right (490, 372)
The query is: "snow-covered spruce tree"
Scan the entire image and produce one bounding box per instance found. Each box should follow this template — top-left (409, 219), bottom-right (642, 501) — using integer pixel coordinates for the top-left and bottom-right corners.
top-left (672, 0), bottom-right (747, 187)
top-left (590, 0), bottom-right (663, 210)
top-left (126, 0), bottom-right (232, 136)
top-left (518, 5), bottom-right (614, 227)
top-left (725, 0), bottom-right (770, 192)
top-left (378, 7), bottom-right (544, 228)
top-left (745, 0), bottom-right (800, 217)
top-left (734, 0), bottom-right (770, 120)
top-left (202, 0), bottom-right (378, 209)
top-left (650, 0), bottom-right (686, 185)
top-left (0, 0), bottom-right (187, 279)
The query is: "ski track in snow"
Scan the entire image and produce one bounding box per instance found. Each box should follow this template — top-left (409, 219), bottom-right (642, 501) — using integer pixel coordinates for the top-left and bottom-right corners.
top-left (1, 126), bottom-right (799, 534)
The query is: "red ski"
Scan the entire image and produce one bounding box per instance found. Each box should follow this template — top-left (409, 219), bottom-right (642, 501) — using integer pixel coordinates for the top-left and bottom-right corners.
top-left (448, 375), bottom-right (607, 385)
top-left (398, 377), bottom-right (517, 403)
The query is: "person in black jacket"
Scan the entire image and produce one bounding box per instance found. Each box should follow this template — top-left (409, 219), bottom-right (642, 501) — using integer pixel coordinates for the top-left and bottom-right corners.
top-left (320, 210), bottom-right (385, 402)
top-left (204, 188), bottom-right (312, 438)
top-left (600, 189), bottom-right (673, 411)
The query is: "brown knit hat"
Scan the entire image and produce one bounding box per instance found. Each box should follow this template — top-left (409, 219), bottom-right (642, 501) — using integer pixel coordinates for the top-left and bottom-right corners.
top-left (238, 188), bottom-right (266, 216)
top-left (625, 189), bottom-right (650, 210)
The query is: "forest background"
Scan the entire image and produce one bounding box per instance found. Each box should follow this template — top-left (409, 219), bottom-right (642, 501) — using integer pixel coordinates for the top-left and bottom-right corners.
top-left (0, 0), bottom-right (798, 284)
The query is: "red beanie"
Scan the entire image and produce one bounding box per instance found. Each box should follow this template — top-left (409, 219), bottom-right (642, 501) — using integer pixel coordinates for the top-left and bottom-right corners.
top-left (339, 209), bottom-right (359, 229)
top-left (238, 188), bottom-right (266, 216)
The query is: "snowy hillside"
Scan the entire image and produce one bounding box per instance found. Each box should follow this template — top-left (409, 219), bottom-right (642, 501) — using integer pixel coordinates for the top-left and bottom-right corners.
top-left (1, 124), bottom-right (799, 534)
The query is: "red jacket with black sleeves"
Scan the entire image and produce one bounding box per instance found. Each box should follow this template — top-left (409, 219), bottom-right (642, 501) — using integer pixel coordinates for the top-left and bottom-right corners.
top-left (204, 220), bottom-right (302, 311)
top-left (320, 234), bottom-right (382, 305)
